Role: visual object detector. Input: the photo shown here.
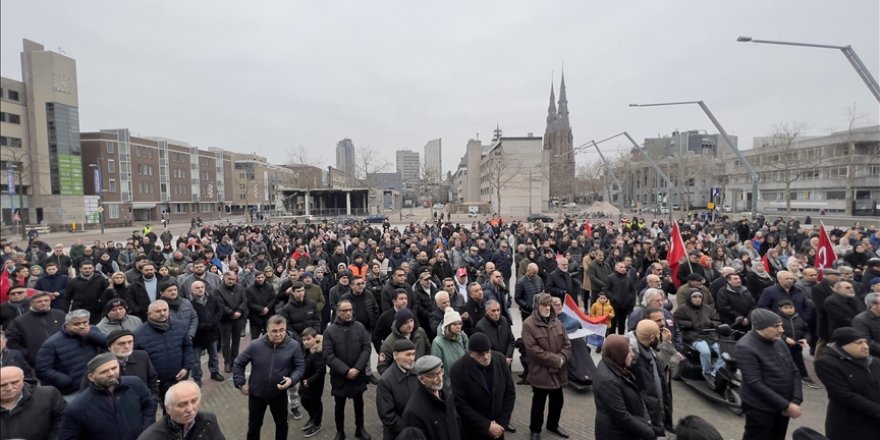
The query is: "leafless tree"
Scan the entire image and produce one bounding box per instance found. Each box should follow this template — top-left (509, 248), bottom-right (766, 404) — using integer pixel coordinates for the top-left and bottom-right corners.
top-left (355, 145), bottom-right (392, 187)
top-left (0, 148), bottom-right (32, 236)
top-left (761, 122), bottom-right (823, 214)
top-left (576, 161), bottom-right (604, 204)
top-left (840, 104), bottom-right (873, 215)
top-left (484, 147), bottom-right (521, 214)
top-left (667, 154), bottom-right (715, 210)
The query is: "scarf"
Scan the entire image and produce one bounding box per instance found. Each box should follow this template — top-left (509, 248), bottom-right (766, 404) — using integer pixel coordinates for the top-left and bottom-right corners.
top-left (148, 318), bottom-right (170, 332)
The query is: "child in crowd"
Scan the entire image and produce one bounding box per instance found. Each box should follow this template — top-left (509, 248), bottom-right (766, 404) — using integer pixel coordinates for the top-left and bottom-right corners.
top-left (777, 299), bottom-right (818, 388)
top-left (590, 292), bottom-right (616, 336)
top-left (299, 327), bottom-right (326, 437)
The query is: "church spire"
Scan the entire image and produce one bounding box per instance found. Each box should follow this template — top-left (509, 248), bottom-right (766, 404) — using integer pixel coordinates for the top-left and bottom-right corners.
top-left (546, 80), bottom-right (557, 124)
top-left (557, 70), bottom-right (569, 127)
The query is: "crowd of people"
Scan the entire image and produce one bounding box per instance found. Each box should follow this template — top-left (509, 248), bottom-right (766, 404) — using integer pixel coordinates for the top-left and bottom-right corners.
top-left (1, 212), bottom-right (879, 440)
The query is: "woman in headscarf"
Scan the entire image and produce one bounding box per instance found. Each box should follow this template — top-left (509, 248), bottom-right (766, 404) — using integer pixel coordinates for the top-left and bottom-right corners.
top-left (592, 334), bottom-right (657, 440)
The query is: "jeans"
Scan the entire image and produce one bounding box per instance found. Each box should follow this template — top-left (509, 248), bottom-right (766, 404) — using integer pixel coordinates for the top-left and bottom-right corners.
top-left (287, 383), bottom-right (301, 410)
top-left (247, 393), bottom-right (289, 440)
top-left (529, 387), bottom-right (563, 433)
top-left (192, 341), bottom-right (220, 380)
top-left (693, 340), bottom-right (724, 375)
top-left (334, 394), bottom-right (365, 432)
top-left (220, 319), bottom-right (246, 367)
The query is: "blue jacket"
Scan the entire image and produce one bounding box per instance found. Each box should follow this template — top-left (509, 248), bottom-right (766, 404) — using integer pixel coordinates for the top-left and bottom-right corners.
top-left (35, 325), bottom-right (107, 394)
top-left (232, 332), bottom-right (305, 399)
top-left (33, 272), bottom-right (69, 309)
top-left (757, 283), bottom-right (813, 322)
top-left (134, 319), bottom-right (194, 381)
top-left (58, 376), bottom-right (156, 440)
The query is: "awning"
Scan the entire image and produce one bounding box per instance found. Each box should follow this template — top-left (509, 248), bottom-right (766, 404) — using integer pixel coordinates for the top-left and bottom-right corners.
top-left (131, 202), bottom-right (158, 209)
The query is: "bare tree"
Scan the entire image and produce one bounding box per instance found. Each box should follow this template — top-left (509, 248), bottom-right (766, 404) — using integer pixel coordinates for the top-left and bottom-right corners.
top-left (576, 162), bottom-right (604, 204)
top-left (484, 147), bottom-right (521, 214)
top-left (0, 148), bottom-right (32, 237)
top-left (840, 104), bottom-right (872, 215)
top-left (286, 145), bottom-right (322, 168)
top-left (354, 145), bottom-right (392, 187)
top-left (761, 122), bottom-right (822, 214)
top-left (667, 154), bottom-right (714, 210)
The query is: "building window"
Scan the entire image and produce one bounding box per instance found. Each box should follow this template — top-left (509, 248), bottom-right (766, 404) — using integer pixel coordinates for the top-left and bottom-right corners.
top-left (109, 205), bottom-right (119, 219)
top-left (107, 142), bottom-right (115, 154)
top-left (0, 112), bottom-right (21, 124)
top-left (0, 136), bottom-right (22, 147)
top-left (107, 160), bottom-right (116, 173)
top-left (108, 179), bottom-right (117, 192)
top-left (174, 203), bottom-right (188, 213)
top-left (7, 90), bottom-right (19, 101)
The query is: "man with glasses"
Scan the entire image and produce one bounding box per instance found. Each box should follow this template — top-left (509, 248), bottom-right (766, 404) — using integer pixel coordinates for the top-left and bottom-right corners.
top-left (736, 308), bottom-right (803, 440)
top-left (323, 299), bottom-right (372, 440)
top-left (401, 355), bottom-right (461, 440)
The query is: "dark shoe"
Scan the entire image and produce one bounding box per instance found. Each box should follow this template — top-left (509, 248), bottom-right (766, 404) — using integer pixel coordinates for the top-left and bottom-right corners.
top-left (355, 426), bottom-right (371, 440)
top-left (210, 372), bottom-right (225, 382)
top-left (548, 426), bottom-right (570, 438)
top-left (504, 424), bottom-right (517, 433)
top-left (224, 364), bottom-right (232, 373)
top-left (334, 433), bottom-right (346, 440)
top-left (302, 420), bottom-right (315, 431)
top-left (517, 378), bottom-right (530, 385)
top-left (291, 407), bottom-right (303, 420)
top-left (304, 425), bottom-right (322, 438)
top-left (530, 433), bottom-right (541, 440)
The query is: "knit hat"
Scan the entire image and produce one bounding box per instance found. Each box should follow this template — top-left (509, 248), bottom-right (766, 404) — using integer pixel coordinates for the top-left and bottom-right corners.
top-left (394, 308), bottom-right (415, 331)
top-left (686, 273), bottom-right (704, 282)
top-left (87, 352), bottom-right (119, 373)
top-left (832, 327), bottom-right (867, 347)
top-left (339, 270), bottom-right (353, 279)
top-left (413, 355), bottom-right (443, 375)
top-left (750, 308), bottom-right (783, 330)
top-left (468, 333), bottom-right (491, 352)
top-left (441, 307), bottom-right (462, 330)
top-left (301, 271), bottom-right (313, 279)
top-left (392, 339), bottom-right (416, 353)
top-left (103, 298), bottom-right (129, 316)
top-left (106, 329), bottom-right (134, 347)
top-left (870, 277), bottom-right (880, 286)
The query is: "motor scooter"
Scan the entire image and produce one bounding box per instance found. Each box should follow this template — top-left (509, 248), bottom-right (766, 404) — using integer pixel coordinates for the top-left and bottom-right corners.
top-left (676, 325), bottom-right (743, 415)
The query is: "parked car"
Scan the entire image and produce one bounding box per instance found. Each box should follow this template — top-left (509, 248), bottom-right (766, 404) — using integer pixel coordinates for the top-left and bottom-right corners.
top-left (527, 213), bottom-right (554, 223)
top-left (562, 202), bottom-right (577, 209)
top-left (722, 205), bottom-right (732, 213)
top-left (364, 214), bottom-right (387, 223)
top-left (433, 203), bottom-right (445, 210)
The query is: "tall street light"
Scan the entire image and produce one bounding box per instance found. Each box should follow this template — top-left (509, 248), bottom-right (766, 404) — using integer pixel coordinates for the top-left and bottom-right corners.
top-left (737, 36), bottom-right (880, 103)
top-left (629, 101), bottom-right (760, 219)
top-left (88, 162), bottom-right (105, 234)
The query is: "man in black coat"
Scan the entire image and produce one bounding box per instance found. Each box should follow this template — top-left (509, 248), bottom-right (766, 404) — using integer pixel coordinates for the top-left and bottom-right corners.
top-left (376, 339), bottom-right (420, 440)
top-left (138, 381), bottom-right (225, 440)
top-left (629, 320), bottom-right (673, 436)
top-left (323, 298), bottom-right (373, 440)
top-left (189, 280), bottom-right (224, 384)
top-left (814, 327), bottom-right (880, 440)
top-left (545, 258), bottom-right (575, 303)
top-left (65, 259), bottom-right (108, 324)
top-left (461, 283), bottom-right (486, 337)
top-left (279, 281), bottom-right (321, 335)
top-left (401, 355), bottom-right (461, 440)
top-left (216, 271), bottom-right (248, 373)
top-left (103, 329), bottom-right (159, 396)
top-left (473, 300), bottom-right (515, 366)
top-left (4, 291), bottom-right (64, 368)
top-left (606, 262), bottom-right (636, 335)
top-left (373, 288), bottom-right (410, 353)
top-left (450, 333), bottom-right (516, 440)
top-left (0, 366), bottom-right (67, 440)
top-left (852, 291), bottom-right (880, 356)
top-left (823, 281), bottom-right (865, 345)
top-left (811, 268), bottom-right (841, 354)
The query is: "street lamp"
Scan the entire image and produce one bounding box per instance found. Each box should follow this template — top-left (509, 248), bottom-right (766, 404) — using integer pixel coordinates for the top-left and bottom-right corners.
top-left (88, 162), bottom-right (105, 234)
top-left (737, 36), bottom-right (880, 102)
top-left (629, 101), bottom-right (760, 219)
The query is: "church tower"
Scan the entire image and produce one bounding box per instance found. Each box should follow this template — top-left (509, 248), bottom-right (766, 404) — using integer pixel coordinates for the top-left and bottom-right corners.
top-left (543, 72), bottom-right (575, 202)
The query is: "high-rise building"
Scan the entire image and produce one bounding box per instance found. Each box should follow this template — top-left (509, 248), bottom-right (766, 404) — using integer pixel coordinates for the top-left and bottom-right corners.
top-left (336, 138), bottom-right (355, 179)
top-left (1, 39), bottom-right (84, 227)
top-left (423, 138), bottom-right (442, 182)
top-left (543, 72), bottom-right (576, 201)
top-left (396, 150), bottom-right (420, 181)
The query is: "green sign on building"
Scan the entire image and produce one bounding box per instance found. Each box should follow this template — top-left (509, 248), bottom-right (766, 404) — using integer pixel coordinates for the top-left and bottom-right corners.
top-left (58, 153), bottom-right (83, 195)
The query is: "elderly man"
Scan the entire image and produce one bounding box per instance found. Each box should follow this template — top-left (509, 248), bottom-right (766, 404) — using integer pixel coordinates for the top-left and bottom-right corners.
top-left (233, 315), bottom-right (305, 440)
top-left (102, 329), bottom-right (159, 396)
top-left (158, 281), bottom-right (198, 340)
top-left (516, 263), bottom-right (544, 322)
top-left (376, 339), bottom-right (420, 440)
top-left (824, 281), bottom-right (866, 341)
top-left (189, 279), bottom-right (225, 385)
top-left (36, 309), bottom-right (108, 399)
top-left (4, 291), bottom-right (65, 368)
top-left (451, 333), bottom-right (516, 440)
top-left (757, 271), bottom-right (812, 320)
top-left (323, 298), bottom-right (373, 440)
top-left (852, 291), bottom-right (880, 356)
top-left (545, 258), bottom-right (575, 303)
top-left (736, 309), bottom-right (803, 440)
top-left (0, 366), bottom-right (66, 440)
top-left (139, 381), bottom-right (225, 439)
top-left (401, 355), bottom-right (462, 440)
top-left (59, 353), bottom-right (156, 440)
top-left (97, 298), bottom-right (143, 334)
top-left (627, 320), bottom-right (673, 437)
top-left (474, 299), bottom-right (515, 367)
top-left (522, 293), bottom-right (572, 440)
top-left (135, 300), bottom-right (193, 408)
top-left (216, 270), bottom-right (248, 373)
top-left (814, 327), bottom-right (880, 440)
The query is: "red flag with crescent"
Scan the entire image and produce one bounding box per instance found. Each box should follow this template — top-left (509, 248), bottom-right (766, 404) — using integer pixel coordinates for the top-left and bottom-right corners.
top-left (668, 223), bottom-right (686, 289)
top-left (815, 225), bottom-right (837, 281)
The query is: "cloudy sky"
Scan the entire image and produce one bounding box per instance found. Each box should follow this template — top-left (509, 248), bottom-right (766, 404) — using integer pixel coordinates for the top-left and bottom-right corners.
top-left (2, 1), bottom-right (878, 174)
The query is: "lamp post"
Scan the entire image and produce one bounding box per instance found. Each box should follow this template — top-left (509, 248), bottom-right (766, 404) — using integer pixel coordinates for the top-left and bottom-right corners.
top-left (737, 36), bottom-right (880, 103)
top-left (629, 101), bottom-right (760, 219)
top-left (88, 162), bottom-right (105, 234)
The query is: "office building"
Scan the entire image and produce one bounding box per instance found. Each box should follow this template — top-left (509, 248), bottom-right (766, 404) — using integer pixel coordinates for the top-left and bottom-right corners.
top-left (336, 138), bottom-right (355, 180)
top-left (396, 149), bottom-right (420, 181)
top-left (423, 138), bottom-right (442, 182)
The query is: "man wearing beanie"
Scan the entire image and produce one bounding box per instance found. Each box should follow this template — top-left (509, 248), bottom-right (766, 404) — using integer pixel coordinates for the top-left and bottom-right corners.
top-left (96, 298), bottom-right (143, 334)
top-left (401, 355), bottom-right (461, 440)
top-left (104, 329), bottom-right (159, 396)
top-left (377, 308), bottom-right (430, 375)
top-left (376, 339), bottom-right (420, 440)
top-left (814, 327), bottom-right (880, 440)
top-left (450, 332), bottom-right (517, 439)
top-left (58, 352), bottom-right (156, 440)
top-left (736, 308), bottom-right (803, 440)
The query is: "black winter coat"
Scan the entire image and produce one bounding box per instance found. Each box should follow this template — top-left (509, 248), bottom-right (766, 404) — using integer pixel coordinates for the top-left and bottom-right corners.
top-left (673, 302), bottom-right (720, 344)
top-left (215, 282), bottom-right (248, 321)
top-left (824, 294), bottom-right (866, 337)
top-left (246, 281), bottom-right (276, 319)
top-left (124, 279), bottom-right (155, 321)
top-left (450, 352), bottom-right (516, 440)
top-left (279, 297), bottom-right (320, 335)
top-left (592, 359), bottom-right (656, 440)
top-left (191, 294), bottom-right (223, 347)
top-left (606, 271), bottom-right (636, 312)
top-left (0, 383), bottom-right (66, 440)
top-left (376, 364), bottom-right (420, 440)
top-left (323, 317), bottom-right (372, 398)
top-left (341, 290), bottom-right (380, 331)
top-left (299, 341), bottom-right (326, 401)
top-left (736, 330), bottom-right (803, 413)
top-left (814, 344), bottom-right (880, 440)
top-left (630, 342), bottom-right (672, 435)
top-left (401, 386), bottom-right (462, 440)
top-left (545, 268), bottom-right (575, 301)
top-left (4, 309), bottom-right (65, 367)
top-left (474, 315), bottom-right (515, 358)
top-left (715, 285), bottom-right (755, 328)
top-left (35, 325), bottom-right (107, 394)
top-left (137, 412), bottom-right (225, 440)
top-left (811, 280), bottom-right (836, 340)
top-left (232, 333), bottom-right (305, 399)
top-left (66, 274), bottom-right (108, 323)
top-left (852, 310), bottom-right (880, 357)
top-left (58, 377), bottom-right (156, 440)
top-left (514, 274), bottom-right (543, 314)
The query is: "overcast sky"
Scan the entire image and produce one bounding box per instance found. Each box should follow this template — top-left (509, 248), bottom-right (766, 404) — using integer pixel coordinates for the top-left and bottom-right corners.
top-left (3, 1), bottom-right (878, 175)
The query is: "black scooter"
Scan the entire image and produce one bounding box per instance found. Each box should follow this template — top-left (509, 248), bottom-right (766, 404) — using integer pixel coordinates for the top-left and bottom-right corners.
top-left (676, 325), bottom-right (743, 415)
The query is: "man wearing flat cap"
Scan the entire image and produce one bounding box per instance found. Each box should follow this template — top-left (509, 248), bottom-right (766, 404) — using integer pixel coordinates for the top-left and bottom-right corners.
top-left (736, 308), bottom-right (803, 440)
top-left (401, 355), bottom-right (461, 440)
top-left (451, 333), bottom-right (516, 440)
top-left (376, 339), bottom-right (420, 440)
top-left (814, 327), bottom-right (880, 440)
top-left (58, 352), bottom-right (156, 440)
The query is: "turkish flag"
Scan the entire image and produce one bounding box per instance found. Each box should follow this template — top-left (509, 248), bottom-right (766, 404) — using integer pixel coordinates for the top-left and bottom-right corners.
top-left (668, 223), bottom-right (686, 289)
top-left (584, 221), bottom-right (592, 237)
top-left (816, 225), bottom-right (837, 281)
